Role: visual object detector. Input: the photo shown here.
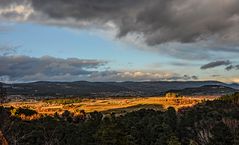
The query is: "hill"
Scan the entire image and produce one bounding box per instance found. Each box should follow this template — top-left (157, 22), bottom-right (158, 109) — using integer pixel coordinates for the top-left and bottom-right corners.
top-left (166, 85), bottom-right (238, 96)
top-left (2, 81), bottom-right (238, 98)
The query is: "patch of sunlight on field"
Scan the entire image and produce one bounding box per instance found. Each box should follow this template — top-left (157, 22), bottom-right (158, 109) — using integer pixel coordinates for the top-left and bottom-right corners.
top-left (2, 96), bottom-right (216, 115)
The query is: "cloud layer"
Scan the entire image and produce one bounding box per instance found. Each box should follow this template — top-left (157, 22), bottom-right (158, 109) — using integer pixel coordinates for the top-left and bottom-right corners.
top-left (200, 60), bottom-right (239, 71)
top-left (0, 0), bottom-right (238, 82)
top-left (88, 71), bottom-right (198, 82)
top-left (31, 0), bottom-right (239, 46)
top-left (0, 55), bottom-right (198, 82)
top-left (225, 65), bottom-right (239, 71)
top-left (1, 0), bottom-right (239, 46)
top-left (200, 60), bottom-right (231, 70)
top-left (0, 55), bottom-right (105, 81)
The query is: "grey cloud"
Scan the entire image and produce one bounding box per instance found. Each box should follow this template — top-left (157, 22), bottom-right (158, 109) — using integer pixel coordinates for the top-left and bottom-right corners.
top-left (0, 0), bottom-right (24, 7)
top-left (0, 0), bottom-right (29, 6)
top-left (30, 0), bottom-right (239, 46)
top-left (0, 55), bottom-right (199, 82)
top-left (166, 75), bottom-right (198, 81)
top-left (30, 0), bottom-right (239, 60)
top-left (225, 64), bottom-right (239, 71)
top-left (170, 61), bottom-right (198, 67)
top-left (1, 0), bottom-right (239, 61)
top-left (191, 76), bottom-right (198, 80)
top-left (211, 75), bottom-right (221, 77)
top-left (0, 55), bottom-right (106, 81)
top-left (235, 65), bottom-right (239, 69)
top-left (200, 60), bottom-right (231, 70)
top-left (1, 0), bottom-right (239, 46)
top-left (88, 71), bottom-right (199, 82)
top-left (225, 65), bottom-right (234, 71)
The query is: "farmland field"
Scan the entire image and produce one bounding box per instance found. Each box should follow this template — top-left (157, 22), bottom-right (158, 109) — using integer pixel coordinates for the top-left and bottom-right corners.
top-left (2, 96), bottom-right (217, 115)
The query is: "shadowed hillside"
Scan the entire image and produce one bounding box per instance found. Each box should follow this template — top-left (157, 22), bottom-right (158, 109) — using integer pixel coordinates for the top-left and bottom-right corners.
top-left (166, 85), bottom-right (238, 96)
top-left (2, 81), bottom-right (238, 98)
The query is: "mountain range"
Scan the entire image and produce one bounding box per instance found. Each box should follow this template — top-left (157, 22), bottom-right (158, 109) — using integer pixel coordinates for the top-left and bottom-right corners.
top-left (1, 81), bottom-right (239, 98)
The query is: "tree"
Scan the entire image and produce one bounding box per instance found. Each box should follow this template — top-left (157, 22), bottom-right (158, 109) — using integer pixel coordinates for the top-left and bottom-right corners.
top-left (234, 127), bottom-right (239, 145)
top-left (209, 122), bottom-right (233, 145)
top-left (62, 110), bottom-right (73, 122)
top-left (89, 111), bottom-right (103, 123)
top-left (164, 107), bottom-right (177, 131)
top-left (167, 136), bottom-right (181, 145)
top-left (95, 122), bottom-right (136, 145)
top-left (0, 83), bottom-right (7, 104)
top-left (165, 93), bottom-right (180, 98)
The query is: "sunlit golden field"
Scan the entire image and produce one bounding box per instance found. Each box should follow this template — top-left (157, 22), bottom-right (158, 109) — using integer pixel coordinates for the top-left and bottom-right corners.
top-left (2, 96), bottom-right (217, 116)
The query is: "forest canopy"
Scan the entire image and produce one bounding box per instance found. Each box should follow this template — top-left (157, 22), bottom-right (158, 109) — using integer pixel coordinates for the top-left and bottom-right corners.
top-left (0, 93), bottom-right (239, 145)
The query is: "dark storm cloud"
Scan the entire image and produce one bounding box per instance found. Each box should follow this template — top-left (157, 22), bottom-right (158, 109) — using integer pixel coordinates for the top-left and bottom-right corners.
top-left (0, 0), bottom-right (25, 7)
top-left (29, 0), bottom-right (239, 45)
top-left (200, 60), bottom-right (231, 70)
top-left (0, 0), bottom-right (239, 61)
top-left (0, 55), bottom-right (106, 81)
top-left (1, 0), bottom-right (239, 46)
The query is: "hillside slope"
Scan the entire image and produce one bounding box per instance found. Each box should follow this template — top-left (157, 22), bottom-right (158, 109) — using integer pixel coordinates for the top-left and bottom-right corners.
top-left (2, 81), bottom-right (238, 97)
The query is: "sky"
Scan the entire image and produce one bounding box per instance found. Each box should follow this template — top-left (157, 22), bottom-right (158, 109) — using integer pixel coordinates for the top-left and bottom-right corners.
top-left (0, 0), bottom-right (239, 83)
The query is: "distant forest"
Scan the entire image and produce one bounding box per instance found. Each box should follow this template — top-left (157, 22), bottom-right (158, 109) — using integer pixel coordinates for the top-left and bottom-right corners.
top-left (1, 93), bottom-right (239, 145)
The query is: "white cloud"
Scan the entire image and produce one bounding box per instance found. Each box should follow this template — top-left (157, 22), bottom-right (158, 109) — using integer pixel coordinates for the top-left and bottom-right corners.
top-left (0, 2), bottom-right (33, 21)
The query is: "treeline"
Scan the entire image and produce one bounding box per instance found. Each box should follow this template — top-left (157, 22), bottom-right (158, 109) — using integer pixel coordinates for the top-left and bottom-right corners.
top-left (218, 92), bottom-right (239, 104)
top-left (0, 93), bottom-right (239, 145)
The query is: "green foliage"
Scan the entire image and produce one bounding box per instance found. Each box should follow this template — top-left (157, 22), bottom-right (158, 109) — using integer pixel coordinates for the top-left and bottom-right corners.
top-left (209, 122), bottom-right (233, 145)
top-left (164, 107), bottom-right (177, 131)
top-left (62, 110), bottom-right (73, 122)
top-left (95, 120), bottom-right (135, 145)
top-left (219, 92), bottom-right (239, 104)
top-left (167, 136), bottom-right (181, 145)
top-left (10, 107), bottom-right (37, 116)
top-left (234, 127), bottom-right (239, 145)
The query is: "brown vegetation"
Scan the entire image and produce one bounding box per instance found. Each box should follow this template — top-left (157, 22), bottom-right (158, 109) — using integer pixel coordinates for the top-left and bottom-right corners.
top-left (0, 131), bottom-right (8, 145)
top-left (2, 96), bottom-right (216, 118)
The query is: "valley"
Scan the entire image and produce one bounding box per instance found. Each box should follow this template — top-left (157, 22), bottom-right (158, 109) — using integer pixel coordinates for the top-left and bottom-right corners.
top-left (2, 95), bottom-right (216, 116)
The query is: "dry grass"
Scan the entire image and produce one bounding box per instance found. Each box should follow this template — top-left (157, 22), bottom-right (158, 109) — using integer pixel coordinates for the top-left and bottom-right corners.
top-left (2, 96), bottom-right (217, 115)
